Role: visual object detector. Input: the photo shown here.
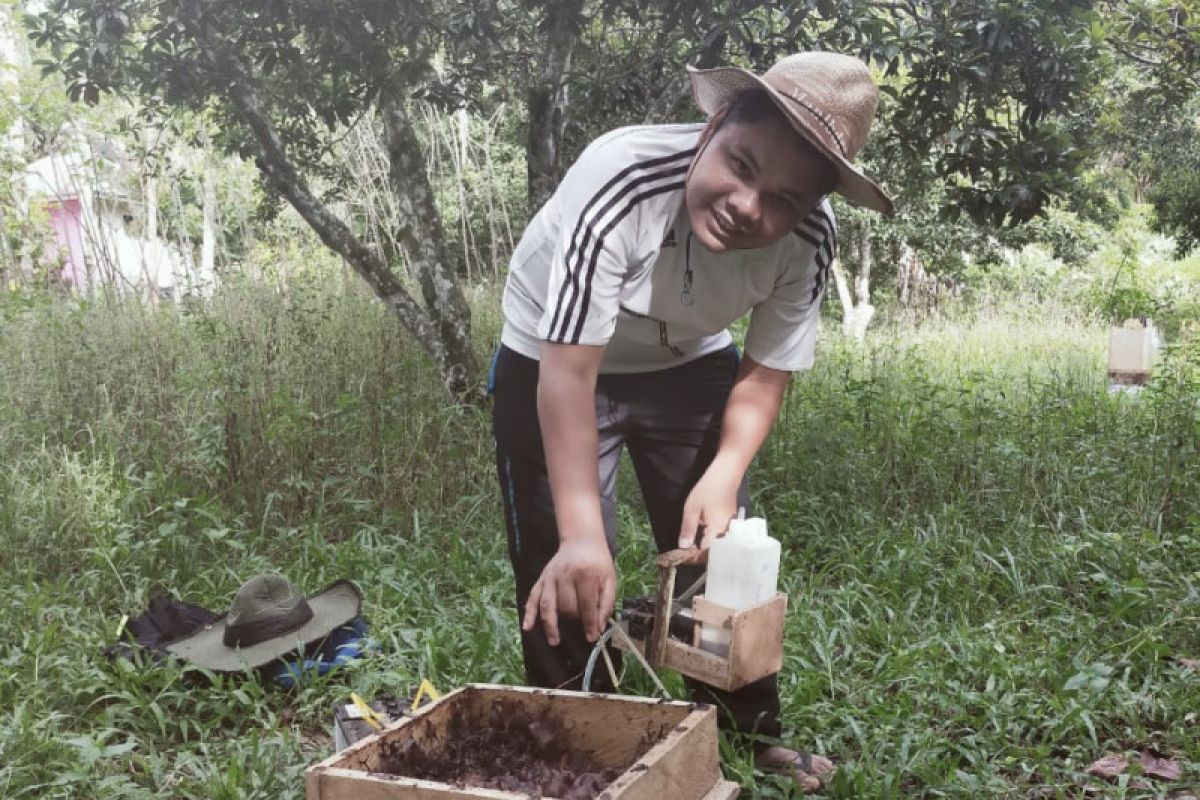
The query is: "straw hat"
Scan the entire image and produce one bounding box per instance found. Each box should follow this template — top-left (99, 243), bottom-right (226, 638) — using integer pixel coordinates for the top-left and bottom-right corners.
top-left (688, 52), bottom-right (894, 215)
top-left (163, 574), bottom-right (361, 672)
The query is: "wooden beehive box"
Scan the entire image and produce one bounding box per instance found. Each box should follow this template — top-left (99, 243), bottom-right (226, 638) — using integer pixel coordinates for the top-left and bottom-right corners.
top-left (1109, 318), bottom-right (1163, 385)
top-left (305, 684), bottom-right (739, 800)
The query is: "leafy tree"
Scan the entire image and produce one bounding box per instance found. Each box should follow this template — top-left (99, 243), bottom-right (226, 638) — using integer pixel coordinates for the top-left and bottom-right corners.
top-left (1145, 135), bottom-right (1200, 256)
top-left (526, 1), bottom-right (1122, 228)
top-left (29, 0), bottom-right (496, 399)
top-left (1094, 2), bottom-right (1200, 255)
top-left (29, 0), bottom-right (1200, 351)
top-left (1094, 60), bottom-right (1200, 256)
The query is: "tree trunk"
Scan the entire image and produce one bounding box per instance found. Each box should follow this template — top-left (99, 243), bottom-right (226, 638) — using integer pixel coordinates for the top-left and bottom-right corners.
top-left (144, 174), bottom-right (158, 242)
top-left (0, 5), bottom-right (27, 152)
top-left (894, 239), bottom-right (955, 314)
top-left (180, 7), bottom-right (480, 401)
top-left (896, 239), bottom-right (918, 307)
top-left (831, 259), bottom-right (855, 326)
top-left (201, 152), bottom-right (217, 280)
top-left (526, 0), bottom-right (584, 211)
top-left (453, 107), bottom-right (474, 281)
top-left (379, 87), bottom-right (480, 400)
top-left (832, 221), bottom-right (876, 342)
top-left (142, 127), bottom-right (159, 243)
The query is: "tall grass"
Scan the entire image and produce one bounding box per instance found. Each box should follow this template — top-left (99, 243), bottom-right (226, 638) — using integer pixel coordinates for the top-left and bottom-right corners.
top-left (756, 307), bottom-right (1200, 797)
top-left (0, 269), bottom-right (1196, 798)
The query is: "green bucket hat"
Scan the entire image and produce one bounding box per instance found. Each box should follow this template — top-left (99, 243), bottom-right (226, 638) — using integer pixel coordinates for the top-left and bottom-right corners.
top-left (164, 574), bottom-right (361, 672)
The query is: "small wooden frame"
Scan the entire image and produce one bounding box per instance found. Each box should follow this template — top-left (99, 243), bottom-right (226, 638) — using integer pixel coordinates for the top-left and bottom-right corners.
top-left (617, 549), bottom-right (787, 692)
top-left (305, 684), bottom-right (739, 800)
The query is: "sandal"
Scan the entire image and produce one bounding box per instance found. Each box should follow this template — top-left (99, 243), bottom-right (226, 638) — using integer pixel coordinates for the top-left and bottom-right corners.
top-left (754, 745), bottom-right (835, 794)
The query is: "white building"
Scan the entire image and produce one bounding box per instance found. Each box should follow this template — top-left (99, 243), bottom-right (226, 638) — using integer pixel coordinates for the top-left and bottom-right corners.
top-left (22, 141), bottom-right (211, 300)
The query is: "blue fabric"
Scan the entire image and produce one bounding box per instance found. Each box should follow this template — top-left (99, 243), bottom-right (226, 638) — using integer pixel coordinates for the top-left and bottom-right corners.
top-left (269, 617), bottom-right (379, 687)
top-left (487, 345), bottom-right (501, 395)
top-left (503, 453), bottom-right (521, 556)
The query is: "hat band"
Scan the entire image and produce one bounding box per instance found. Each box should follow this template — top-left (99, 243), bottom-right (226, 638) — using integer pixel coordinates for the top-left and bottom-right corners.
top-left (774, 89), bottom-right (848, 158)
top-left (223, 602), bottom-right (314, 648)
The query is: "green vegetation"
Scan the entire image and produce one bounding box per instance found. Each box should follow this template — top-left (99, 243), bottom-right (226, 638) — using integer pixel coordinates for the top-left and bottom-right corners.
top-left (1, 230), bottom-right (1197, 796)
top-left (3, 3), bottom-right (1199, 795)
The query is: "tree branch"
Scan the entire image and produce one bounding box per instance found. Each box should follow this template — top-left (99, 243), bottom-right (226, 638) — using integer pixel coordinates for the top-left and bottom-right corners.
top-left (378, 86), bottom-right (479, 386)
top-left (526, 0), bottom-right (584, 208)
top-left (177, 0), bottom-right (476, 398)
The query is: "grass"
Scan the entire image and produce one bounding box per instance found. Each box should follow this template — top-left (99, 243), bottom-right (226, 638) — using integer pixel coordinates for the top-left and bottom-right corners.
top-left (0, 267), bottom-right (1197, 798)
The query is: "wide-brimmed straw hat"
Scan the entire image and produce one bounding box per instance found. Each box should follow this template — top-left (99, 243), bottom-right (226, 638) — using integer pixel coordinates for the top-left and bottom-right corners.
top-left (688, 52), bottom-right (894, 215)
top-left (163, 574), bottom-right (361, 672)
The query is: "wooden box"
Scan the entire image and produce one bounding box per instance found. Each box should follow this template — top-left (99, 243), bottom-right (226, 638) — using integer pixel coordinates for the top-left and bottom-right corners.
top-left (305, 684), bottom-right (738, 800)
top-left (617, 592), bottom-right (788, 692)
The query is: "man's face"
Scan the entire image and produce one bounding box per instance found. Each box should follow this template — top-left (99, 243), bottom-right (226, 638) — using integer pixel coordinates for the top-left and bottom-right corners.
top-left (685, 114), bottom-right (836, 252)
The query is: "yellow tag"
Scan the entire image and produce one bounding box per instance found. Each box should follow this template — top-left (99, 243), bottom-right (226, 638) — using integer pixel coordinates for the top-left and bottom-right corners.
top-left (350, 692), bottom-right (384, 730)
top-left (411, 679), bottom-right (441, 712)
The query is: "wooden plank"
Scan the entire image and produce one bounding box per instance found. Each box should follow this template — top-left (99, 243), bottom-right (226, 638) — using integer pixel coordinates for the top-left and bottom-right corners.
top-left (308, 767), bottom-right (522, 800)
top-left (603, 706), bottom-right (722, 800)
top-left (310, 687), bottom-right (469, 774)
top-left (644, 562), bottom-right (676, 668)
top-left (661, 640), bottom-right (731, 689)
top-left (727, 593), bottom-right (787, 691)
top-left (1108, 369), bottom-right (1150, 386)
top-left (461, 685), bottom-right (694, 767)
top-left (700, 780), bottom-right (741, 800)
top-left (654, 548), bottom-right (708, 569)
top-left (690, 596), bottom-right (734, 628)
top-left (305, 766), bottom-right (323, 800)
top-left (613, 626), bottom-right (731, 689)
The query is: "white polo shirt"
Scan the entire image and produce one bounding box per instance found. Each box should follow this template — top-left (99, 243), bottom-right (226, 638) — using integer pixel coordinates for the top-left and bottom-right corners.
top-left (501, 124), bottom-right (836, 374)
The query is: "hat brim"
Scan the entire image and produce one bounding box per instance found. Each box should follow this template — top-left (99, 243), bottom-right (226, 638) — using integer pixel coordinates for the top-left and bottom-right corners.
top-left (163, 580), bottom-right (362, 672)
top-left (687, 65), bottom-right (894, 216)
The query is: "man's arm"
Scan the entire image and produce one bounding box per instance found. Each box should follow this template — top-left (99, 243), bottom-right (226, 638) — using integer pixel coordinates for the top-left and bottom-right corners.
top-left (522, 342), bottom-right (617, 645)
top-left (678, 355), bottom-right (791, 548)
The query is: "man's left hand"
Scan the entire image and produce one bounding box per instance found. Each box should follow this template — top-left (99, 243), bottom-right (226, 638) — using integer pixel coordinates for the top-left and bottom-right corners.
top-left (677, 468), bottom-right (740, 550)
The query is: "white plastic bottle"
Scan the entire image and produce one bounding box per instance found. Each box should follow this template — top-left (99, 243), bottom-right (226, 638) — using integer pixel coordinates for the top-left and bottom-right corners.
top-left (700, 515), bottom-right (781, 656)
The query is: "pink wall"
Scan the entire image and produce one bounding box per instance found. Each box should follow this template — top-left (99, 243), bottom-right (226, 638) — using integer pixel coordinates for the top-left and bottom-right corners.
top-left (46, 197), bottom-right (86, 289)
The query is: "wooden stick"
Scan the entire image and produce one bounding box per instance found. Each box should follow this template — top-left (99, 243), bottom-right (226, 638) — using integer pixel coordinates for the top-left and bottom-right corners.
top-left (654, 548), bottom-right (708, 569)
top-left (644, 560), bottom-right (676, 668)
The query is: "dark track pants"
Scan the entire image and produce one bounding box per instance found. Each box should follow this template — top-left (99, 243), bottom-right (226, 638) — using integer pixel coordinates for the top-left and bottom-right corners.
top-left (491, 343), bottom-right (782, 739)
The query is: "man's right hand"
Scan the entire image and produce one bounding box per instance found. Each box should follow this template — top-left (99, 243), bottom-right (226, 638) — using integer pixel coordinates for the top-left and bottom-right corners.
top-left (522, 538), bottom-right (616, 646)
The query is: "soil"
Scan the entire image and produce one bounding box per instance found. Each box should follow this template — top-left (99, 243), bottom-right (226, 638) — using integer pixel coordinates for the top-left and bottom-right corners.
top-left (372, 697), bottom-right (627, 799)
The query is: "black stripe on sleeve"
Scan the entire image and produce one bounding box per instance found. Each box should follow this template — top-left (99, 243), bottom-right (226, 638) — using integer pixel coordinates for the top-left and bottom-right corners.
top-left (794, 208), bottom-right (837, 304)
top-left (547, 148), bottom-right (696, 341)
top-left (567, 178), bottom-right (687, 343)
top-left (806, 206), bottom-right (838, 256)
top-left (553, 163), bottom-right (690, 341)
top-left (803, 209), bottom-right (837, 304)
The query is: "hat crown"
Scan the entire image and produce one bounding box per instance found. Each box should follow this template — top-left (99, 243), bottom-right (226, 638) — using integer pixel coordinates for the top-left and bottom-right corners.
top-left (761, 52), bottom-right (878, 161)
top-left (687, 50), bottom-right (894, 214)
top-left (224, 574), bottom-right (314, 647)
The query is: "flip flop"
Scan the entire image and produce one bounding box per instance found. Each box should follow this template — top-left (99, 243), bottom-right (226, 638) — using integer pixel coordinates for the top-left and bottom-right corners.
top-left (755, 746), bottom-right (834, 794)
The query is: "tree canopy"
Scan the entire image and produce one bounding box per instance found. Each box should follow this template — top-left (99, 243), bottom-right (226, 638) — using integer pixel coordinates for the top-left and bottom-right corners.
top-left (26, 0), bottom-right (1200, 389)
